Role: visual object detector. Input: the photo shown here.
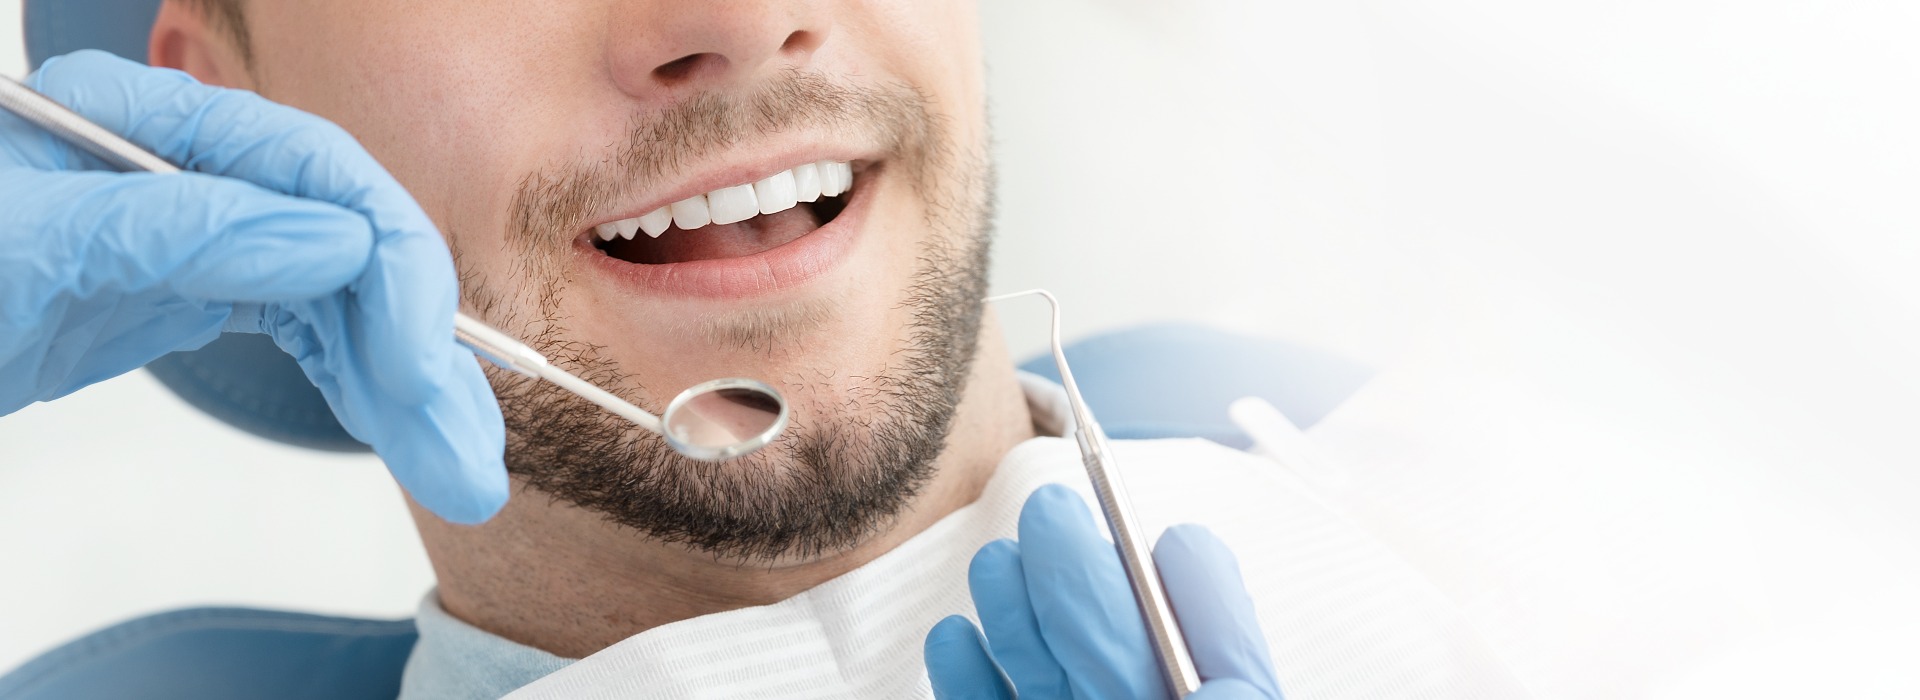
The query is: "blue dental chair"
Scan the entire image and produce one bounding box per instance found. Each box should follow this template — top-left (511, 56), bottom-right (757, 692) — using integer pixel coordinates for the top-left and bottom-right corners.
top-left (0, 2), bottom-right (1372, 697)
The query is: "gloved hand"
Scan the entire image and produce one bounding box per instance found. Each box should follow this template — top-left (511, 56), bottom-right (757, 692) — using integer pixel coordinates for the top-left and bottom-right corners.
top-left (0, 50), bottom-right (508, 524)
top-left (925, 485), bottom-right (1284, 699)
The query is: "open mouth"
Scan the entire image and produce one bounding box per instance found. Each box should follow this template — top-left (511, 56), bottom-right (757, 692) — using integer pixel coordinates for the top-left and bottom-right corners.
top-left (591, 161), bottom-right (855, 265)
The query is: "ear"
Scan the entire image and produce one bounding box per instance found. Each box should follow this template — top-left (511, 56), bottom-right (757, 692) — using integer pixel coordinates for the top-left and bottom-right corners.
top-left (148, 0), bottom-right (255, 90)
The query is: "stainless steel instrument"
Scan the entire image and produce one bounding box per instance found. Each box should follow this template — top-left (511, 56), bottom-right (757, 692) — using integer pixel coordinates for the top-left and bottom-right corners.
top-left (988, 289), bottom-right (1203, 698)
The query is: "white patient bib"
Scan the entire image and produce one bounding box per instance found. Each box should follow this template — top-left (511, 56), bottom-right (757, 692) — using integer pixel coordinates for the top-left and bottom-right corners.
top-left (504, 432), bottom-right (1528, 700)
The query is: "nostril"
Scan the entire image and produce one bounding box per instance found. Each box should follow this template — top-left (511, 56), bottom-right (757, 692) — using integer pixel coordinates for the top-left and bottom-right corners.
top-left (780, 30), bottom-right (822, 54)
top-left (653, 53), bottom-right (725, 84)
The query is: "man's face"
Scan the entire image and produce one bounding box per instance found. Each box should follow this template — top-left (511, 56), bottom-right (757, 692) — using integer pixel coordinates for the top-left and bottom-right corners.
top-left (235, 1), bottom-right (994, 559)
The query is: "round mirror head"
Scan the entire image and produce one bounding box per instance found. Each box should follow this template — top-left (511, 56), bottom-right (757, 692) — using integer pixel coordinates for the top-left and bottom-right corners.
top-left (662, 378), bottom-right (789, 461)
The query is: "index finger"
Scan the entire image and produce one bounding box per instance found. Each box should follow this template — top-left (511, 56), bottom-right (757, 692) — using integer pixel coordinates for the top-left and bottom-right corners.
top-left (1155, 525), bottom-right (1282, 697)
top-left (1017, 485), bottom-right (1163, 700)
top-left (29, 50), bottom-right (456, 404)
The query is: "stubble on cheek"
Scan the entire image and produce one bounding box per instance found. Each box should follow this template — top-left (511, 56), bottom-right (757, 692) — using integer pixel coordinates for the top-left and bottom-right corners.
top-left (696, 296), bottom-right (843, 354)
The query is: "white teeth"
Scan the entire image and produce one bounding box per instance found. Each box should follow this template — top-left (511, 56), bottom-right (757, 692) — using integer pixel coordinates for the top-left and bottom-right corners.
top-left (754, 169), bottom-right (799, 215)
top-left (600, 161), bottom-right (851, 242)
top-left (793, 163), bottom-right (822, 203)
top-left (638, 207), bottom-right (672, 237)
top-left (817, 160), bottom-right (849, 197)
top-left (817, 161), bottom-right (840, 197)
top-left (670, 195), bottom-right (711, 230)
top-left (707, 183), bottom-right (759, 226)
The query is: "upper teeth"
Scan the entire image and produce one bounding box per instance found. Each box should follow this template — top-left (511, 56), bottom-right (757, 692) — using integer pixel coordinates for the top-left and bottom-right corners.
top-left (595, 160), bottom-right (855, 241)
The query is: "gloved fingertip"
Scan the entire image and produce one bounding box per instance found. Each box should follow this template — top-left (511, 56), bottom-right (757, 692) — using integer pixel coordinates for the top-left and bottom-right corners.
top-left (1017, 484), bottom-right (1098, 542)
top-left (1028, 483), bottom-right (1085, 511)
top-left (1157, 526), bottom-right (1255, 604)
top-left (966, 540), bottom-right (1030, 619)
top-left (378, 368), bottom-right (508, 526)
top-left (39, 50), bottom-right (135, 76)
top-left (432, 460), bottom-right (510, 526)
top-left (926, 614), bottom-right (983, 650)
top-left (1156, 524), bottom-right (1239, 570)
top-left (1152, 525), bottom-right (1284, 696)
top-left (26, 54), bottom-right (62, 89)
top-left (968, 539), bottom-right (1020, 582)
top-left (924, 616), bottom-right (1014, 700)
top-left (29, 51), bottom-right (104, 88)
top-left (402, 443), bottom-right (508, 526)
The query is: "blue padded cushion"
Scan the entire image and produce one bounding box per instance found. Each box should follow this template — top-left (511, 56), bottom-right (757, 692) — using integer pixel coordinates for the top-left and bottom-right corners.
top-left (1019, 322), bottom-right (1371, 448)
top-left (24, 0), bottom-right (163, 68)
top-left (144, 334), bottom-right (368, 451)
top-left (0, 608), bottom-right (417, 700)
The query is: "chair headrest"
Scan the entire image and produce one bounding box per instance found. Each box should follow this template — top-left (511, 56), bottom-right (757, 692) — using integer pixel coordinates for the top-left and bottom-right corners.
top-left (25, 0), bottom-right (165, 68)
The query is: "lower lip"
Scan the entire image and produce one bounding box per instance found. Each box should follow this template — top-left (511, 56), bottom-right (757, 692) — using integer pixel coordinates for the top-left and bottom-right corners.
top-left (575, 170), bottom-right (873, 300)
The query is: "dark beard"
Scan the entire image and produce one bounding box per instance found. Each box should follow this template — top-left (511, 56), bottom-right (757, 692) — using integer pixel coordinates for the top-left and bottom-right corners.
top-left (494, 224), bottom-right (991, 561)
top-left (472, 71), bottom-right (998, 561)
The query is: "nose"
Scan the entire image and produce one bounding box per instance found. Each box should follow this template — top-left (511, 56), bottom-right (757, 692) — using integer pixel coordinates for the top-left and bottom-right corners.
top-left (607, 1), bottom-right (832, 98)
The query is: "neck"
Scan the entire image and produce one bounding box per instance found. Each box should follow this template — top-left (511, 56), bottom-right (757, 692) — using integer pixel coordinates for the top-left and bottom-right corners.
top-left (410, 318), bottom-right (1035, 659)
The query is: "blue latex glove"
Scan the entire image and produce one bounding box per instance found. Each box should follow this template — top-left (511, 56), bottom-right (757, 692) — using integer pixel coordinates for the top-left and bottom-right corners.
top-left (925, 485), bottom-right (1284, 699)
top-left (0, 51), bottom-right (508, 524)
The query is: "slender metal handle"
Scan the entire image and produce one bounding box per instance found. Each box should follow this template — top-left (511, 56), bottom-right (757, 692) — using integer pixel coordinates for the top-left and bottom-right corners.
top-left (0, 76), bottom-right (180, 173)
top-left (454, 317), bottom-right (664, 433)
top-left (453, 314), bottom-right (549, 378)
top-left (1079, 424), bottom-right (1204, 697)
top-left (1, 75), bottom-right (670, 435)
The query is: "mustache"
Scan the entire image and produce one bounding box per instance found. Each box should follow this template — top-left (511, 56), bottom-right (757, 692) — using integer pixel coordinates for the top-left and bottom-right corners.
top-left (504, 69), bottom-right (942, 258)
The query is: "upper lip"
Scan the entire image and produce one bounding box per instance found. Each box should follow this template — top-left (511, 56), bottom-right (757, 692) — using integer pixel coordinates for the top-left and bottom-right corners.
top-left (579, 141), bottom-right (877, 238)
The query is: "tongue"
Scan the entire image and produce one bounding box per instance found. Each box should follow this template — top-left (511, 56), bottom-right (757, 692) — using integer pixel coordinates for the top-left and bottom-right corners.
top-left (605, 205), bottom-right (823, 264)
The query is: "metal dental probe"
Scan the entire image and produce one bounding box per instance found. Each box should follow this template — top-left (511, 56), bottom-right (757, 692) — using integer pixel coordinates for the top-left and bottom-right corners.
top-left (986, 289), bottom-right (1203, 698)
top-left (0, 76), bottom-right (660, 425)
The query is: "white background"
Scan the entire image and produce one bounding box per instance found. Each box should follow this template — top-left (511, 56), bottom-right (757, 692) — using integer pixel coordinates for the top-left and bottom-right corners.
top-left (4, 0), bottom-right (1918, 695)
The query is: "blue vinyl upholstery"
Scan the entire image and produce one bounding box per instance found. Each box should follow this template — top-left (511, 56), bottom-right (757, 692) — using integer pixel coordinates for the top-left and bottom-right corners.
top-left (24, 0), bottom-right (162, 66)
top-left (1020, 322), bottom-right (1371, 446)
top-left (0, 608), bottom-right (417, 700)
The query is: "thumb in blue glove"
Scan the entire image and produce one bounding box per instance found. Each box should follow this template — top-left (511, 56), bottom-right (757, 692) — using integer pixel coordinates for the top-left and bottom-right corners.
top-left (0, 50), bottom-right (507, 524)
top-left (924, 484), bottom-right (1284, 699)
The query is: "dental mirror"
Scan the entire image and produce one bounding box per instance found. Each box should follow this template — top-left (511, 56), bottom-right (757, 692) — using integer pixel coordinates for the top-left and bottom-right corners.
top-left (661, 378), bottom-right (790, 461)
top-left (455, 315), bottom-right (789, 463)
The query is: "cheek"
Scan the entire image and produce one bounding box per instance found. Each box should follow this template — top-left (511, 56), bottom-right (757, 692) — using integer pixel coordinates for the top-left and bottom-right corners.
top-left (252, 1), bottom-right (620, 304)
top-left (842, 0), bottom-right (988, 145)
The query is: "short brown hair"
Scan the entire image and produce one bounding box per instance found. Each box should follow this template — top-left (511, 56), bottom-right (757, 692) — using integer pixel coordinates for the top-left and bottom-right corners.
top-left (176, 0), bottom-right (254, 65)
